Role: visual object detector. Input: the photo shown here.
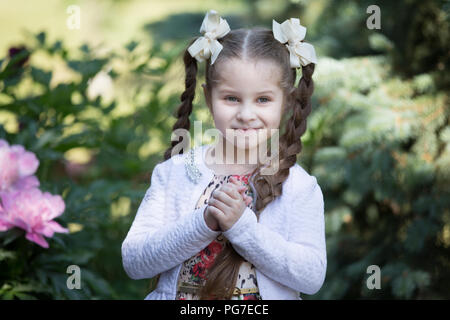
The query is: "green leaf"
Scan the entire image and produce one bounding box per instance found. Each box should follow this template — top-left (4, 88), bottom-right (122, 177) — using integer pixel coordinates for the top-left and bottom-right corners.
top-left (67, 59), bottom-right (108, 78)
top-left (30, 66), bottom-right (52, 86)
top-left (102, 101), bottom-right (116, 115)
top-left (14, 292), bottom-right (37, 300)
top-left (36, 31), bottom-right (46, 45)
top-left (79, 44), bottom-right (91, 54)
top-left (0, 228), bottom-right (25, 246)
top-left (392, 274), bottom-right (416, 299)
top-left (33, 129), bottom-right (59, 149)
top-left (0, 249), bottom-right (16, 261)
top-left (391, 270), bottom-right (431, 299)
top-left (50, 40), bottom-right (63, 54)
top-left (125, 40), bottom-right (139, 52)
top-left (81, 269), bottom-right (112, 297)
top-left (404, 218), bottom-right (440, 253)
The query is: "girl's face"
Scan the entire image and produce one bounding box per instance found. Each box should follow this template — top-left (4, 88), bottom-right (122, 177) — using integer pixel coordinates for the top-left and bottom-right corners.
top-left (203, 58), bottom-right (285, 158)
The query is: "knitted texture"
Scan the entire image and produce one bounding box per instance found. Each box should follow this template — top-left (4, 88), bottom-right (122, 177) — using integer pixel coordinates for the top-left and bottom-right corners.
top-left (121, 144), bottom-right (327, 300)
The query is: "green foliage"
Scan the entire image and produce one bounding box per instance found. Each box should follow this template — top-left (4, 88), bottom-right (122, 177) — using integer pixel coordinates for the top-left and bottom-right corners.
top-left (248, 0), bottom-right (449, 88)
top-left (0, 30), bottom-right (179, 299)
top-left (301, 54), bottom-right (449, 299)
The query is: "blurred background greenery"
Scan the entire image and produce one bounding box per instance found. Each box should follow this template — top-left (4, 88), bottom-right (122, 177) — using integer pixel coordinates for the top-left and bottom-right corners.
top-left (0, 0), bottom-right (449, 299)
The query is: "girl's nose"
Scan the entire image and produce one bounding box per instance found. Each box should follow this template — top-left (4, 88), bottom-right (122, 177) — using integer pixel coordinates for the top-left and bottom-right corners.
top-left (236, 103), bottom-right (257, 122)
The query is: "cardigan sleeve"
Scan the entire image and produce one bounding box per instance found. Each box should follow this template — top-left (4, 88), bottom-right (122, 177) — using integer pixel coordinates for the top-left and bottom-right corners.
top-left (121, 162), bottom-right (221, 280)
top-left (222, 176), bottom-right (327, 295)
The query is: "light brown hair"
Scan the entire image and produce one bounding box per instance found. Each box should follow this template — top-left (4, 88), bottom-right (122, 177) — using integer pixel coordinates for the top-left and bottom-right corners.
top-left (163, 26), bottom-right (315, 299)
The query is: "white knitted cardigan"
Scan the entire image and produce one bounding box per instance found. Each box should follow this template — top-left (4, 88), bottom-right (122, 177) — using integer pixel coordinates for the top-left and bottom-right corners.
top-left (121, 143), bottom-right (327, 300)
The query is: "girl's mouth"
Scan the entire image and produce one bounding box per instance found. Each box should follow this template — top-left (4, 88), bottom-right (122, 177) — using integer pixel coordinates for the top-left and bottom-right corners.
top-left (234, 128), bottom-right (260, 135)
top-left (234, 128), bottom-right (262, 132)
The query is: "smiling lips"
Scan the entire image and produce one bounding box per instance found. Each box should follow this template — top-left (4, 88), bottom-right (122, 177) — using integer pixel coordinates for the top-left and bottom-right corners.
top-left (234, 128), bottom-right (261, 134)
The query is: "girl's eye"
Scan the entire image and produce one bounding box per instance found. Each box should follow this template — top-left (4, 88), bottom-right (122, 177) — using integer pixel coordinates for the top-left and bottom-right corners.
top-left (224, 96), bottom-right (270, 103)
top-left (225, 96), bottom-right (239, 102)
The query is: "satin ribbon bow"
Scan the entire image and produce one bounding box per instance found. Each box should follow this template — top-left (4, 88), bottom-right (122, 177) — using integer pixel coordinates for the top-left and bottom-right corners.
top-left (188, 10), bottom-right (231, 65)
top-left (272, 18), bottom-right (317, 68)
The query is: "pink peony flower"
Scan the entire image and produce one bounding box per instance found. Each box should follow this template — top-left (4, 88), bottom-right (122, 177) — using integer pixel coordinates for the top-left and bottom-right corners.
top-left (0, 187), bottom-right (69, 248)
top-left (0, 139), bottom-right (40, 194)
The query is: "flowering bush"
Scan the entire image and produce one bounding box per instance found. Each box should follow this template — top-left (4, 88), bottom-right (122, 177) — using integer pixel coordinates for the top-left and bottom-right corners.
top-left (0, 30), bottom-right (176, 299)
top-left (0, 139), bottom-right (69, 248)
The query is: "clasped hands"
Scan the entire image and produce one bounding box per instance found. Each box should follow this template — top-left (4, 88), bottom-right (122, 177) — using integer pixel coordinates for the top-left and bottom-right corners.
top-left (204, 176), bottom-right (253, 232)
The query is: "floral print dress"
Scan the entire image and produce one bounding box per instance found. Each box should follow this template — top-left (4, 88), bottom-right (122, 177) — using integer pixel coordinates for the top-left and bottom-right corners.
top-left (175, 173), bottom-right (262, 300)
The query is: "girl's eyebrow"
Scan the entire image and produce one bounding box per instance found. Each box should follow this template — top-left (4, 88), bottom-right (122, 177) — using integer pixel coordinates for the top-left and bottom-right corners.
top-left (218, 88), bottom-right (275, 95)
top-left (257, 90), bottom-right (275, 95)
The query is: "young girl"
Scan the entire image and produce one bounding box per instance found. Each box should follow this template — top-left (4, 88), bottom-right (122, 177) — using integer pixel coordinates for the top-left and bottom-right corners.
top-left (122, 10), bottom-right (326, 300)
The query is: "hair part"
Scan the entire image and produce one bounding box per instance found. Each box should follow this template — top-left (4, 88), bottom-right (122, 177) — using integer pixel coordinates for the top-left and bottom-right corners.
top-left (163, 26), bottom-right (315, 300)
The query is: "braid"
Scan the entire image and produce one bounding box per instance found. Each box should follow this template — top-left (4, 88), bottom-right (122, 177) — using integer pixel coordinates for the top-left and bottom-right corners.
top-left (163, 40), bottom-right (198, 160)
top-left (251, 64), bottom-right (315, 214)
top-left (198, 64), bottom-right (315, 299)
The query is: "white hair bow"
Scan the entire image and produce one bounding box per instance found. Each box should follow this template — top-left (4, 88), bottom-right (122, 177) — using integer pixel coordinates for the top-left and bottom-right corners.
top-left (272, 18), bottom-right (317, 68)
top-left (188, 10), bottom-right (231, 65)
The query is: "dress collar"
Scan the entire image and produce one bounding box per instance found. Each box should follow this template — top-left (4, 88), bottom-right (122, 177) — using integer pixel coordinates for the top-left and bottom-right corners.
top-left (184, 144), bottom-right (259, 209)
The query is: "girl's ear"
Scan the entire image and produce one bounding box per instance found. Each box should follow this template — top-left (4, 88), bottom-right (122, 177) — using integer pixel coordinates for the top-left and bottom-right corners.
top-left (202, 83), bottom-right (213, 113)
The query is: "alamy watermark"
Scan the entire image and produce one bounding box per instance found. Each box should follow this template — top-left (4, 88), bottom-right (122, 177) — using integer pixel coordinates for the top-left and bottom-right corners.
top-left (366, 265), bottom-right (381, 289)
top-left (66, 265), bottom-right (81, 289)
top-left (66, 5), bottom-right (81, 30)
top-left (366, 5), bottom-right (381, 29)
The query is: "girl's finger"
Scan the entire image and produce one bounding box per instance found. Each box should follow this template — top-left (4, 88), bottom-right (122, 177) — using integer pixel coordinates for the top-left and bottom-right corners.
top-left (231, 178), bottom-right (251, 199)
top-left (207, 205), bottom-right (224, 218)
top-left (208, 196), bottom-right (231, 214)
top-left (221, 184), bottom-right (244, 201)
top-left (237, 186), bottom-right (247, 196)
top-left (228, 177), bottom-right (250, 202)
top-left (213, 188), bottom-right (236, 204)
top-left (228, 178), bottom-right (246, 192)
top-left (230, 176), bottom-right (243, 187)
